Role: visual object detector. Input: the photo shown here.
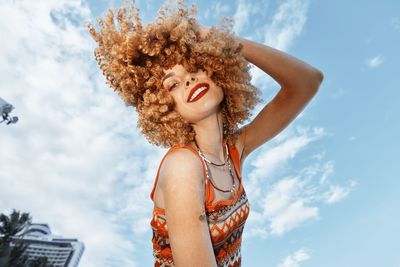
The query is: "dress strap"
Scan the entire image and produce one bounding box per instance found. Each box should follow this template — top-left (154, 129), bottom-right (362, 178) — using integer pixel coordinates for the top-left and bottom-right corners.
top-left (227, 144), bottom-right (242, 180)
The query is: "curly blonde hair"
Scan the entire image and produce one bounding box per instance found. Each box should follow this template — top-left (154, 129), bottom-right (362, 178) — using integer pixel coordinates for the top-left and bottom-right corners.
top-left (88, 1), bottom-right (261, 148)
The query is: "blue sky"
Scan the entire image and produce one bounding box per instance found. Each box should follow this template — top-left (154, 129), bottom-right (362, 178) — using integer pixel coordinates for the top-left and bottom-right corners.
top-left (0, 0), bottom-right (399, 266)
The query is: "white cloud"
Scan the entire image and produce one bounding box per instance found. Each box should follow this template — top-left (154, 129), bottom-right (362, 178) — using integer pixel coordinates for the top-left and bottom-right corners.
top-left (247, 126), bottom-right (325, 200)
top-left (0, 1), bottom-right (161, 266)
top-left (324, 180), bottom-right (358, 204)
top-left (366, 55), bottom-right (384, 68)
top-left (331, 88), bottom-right (345, 99)
top-left (263, 0), bottom-right (309, 50)
top-left (311, 151), bottom-right (325, 161)
top-left (266, 186), bottom-right (318, 235)
top-left (244, 126), bottom-right (355, 238)
top-left (391, 17), bottom-right (400, 32)
top-left (233, 0), bottom-right (253, 34)
top-left (277, 248), bottom-right (311, 267)
top-left (348, 136), bottom-right (356, 142)
top-left (250, 0), bottom-right (309, 86)
top-left (324, 185), bottom-right (350, 204)
top-left (200, 1), bottom-right (230, 21)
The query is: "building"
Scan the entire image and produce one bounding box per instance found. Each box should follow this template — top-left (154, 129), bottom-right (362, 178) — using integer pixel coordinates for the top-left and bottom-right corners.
top-left (16, 223), bottom-right (84, 267)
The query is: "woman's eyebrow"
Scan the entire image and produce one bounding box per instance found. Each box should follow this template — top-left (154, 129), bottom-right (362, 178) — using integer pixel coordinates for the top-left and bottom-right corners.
top-left (161, 72), bottom-right (175, 84)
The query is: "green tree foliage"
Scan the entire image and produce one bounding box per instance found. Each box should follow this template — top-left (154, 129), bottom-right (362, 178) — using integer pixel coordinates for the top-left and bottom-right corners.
top-left (0, 210), bottom-right (53, 267)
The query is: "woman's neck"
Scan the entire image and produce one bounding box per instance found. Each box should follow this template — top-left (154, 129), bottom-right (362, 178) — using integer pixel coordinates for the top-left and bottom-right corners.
top-left (191, 111), bottom-right (226, 163)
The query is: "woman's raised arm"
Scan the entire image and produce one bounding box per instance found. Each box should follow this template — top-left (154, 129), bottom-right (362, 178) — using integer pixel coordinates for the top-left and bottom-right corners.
top-left (236, 37), bottom-right (324, 161)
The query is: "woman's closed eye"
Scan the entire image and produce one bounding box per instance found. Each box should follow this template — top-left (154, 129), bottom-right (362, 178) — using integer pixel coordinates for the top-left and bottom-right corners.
top-left (168, 82), bottom-right (179, 91)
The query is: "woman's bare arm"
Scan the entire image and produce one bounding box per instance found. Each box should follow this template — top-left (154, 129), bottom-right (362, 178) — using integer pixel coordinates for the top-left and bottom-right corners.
top-left (235, 37), bottom-right (324, 161)
top-left (159, 149), bottom-right (218, 267)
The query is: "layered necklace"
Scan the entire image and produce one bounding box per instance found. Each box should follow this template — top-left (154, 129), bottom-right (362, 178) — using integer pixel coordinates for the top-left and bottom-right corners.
top-left (194, 140), bottom-right (236, 193)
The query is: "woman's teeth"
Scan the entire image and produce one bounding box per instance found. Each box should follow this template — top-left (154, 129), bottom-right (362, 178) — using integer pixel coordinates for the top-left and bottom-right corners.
top-left (190, 87), bottom-right (207, 102)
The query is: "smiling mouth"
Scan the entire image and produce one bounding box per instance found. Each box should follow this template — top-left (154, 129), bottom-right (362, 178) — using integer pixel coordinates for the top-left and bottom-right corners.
top-left (187, 83), bottom-right (210, 103)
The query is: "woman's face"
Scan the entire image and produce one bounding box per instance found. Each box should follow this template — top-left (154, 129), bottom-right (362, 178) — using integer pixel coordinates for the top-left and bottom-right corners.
top-left (162, 64), bottom-right (224, 123)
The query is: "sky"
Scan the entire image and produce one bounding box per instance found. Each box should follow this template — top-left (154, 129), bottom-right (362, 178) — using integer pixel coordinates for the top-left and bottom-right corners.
top-left (0, 0), bottom-right (399, 266)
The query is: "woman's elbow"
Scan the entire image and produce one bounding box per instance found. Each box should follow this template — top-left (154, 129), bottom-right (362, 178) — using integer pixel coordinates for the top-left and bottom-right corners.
top-left (308, 68), bottom-right (324, 91)
top-left (314, 69), bottom-right (324, 87)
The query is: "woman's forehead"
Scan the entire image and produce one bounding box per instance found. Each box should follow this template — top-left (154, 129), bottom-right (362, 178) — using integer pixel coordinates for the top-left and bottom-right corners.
top-left (163, 64), bottom-right (186, 74)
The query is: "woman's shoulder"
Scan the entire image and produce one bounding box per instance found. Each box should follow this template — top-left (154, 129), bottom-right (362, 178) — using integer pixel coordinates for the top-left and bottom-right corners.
top-left (163, 144), bottom-right (202, 166)
top-left (158, 145), bottom-right (205, 192)
top-left (153, 145), bottom-right (206, 211)
top-left (163, 146), bottom-right (201, 169)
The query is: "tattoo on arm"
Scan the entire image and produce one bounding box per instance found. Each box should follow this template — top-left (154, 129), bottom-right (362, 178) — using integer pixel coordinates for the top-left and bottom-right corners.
top-left (199, 211), bottom-right (206, 222)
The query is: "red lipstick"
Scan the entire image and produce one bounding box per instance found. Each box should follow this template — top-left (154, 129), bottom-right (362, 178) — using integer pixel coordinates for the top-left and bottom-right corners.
top-left (187, 83), bottom-right (210, 103)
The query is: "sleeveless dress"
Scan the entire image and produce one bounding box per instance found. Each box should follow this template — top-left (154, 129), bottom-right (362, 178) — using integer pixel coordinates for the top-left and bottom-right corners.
top-left (149, 144), bottom-right (250, 267)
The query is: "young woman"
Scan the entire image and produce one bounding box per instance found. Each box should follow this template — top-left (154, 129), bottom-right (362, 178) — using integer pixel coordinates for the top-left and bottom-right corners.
top-left (89, 2), bottom-right (323, 266)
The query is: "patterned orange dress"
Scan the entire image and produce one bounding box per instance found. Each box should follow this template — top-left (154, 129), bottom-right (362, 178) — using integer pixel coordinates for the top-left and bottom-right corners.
top-left (149, 144), bottom-right (251, 267)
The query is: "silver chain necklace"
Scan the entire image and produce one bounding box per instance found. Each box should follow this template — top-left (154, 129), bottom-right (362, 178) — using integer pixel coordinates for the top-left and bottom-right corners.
top-left (194, 141), bottom-right (236, 193)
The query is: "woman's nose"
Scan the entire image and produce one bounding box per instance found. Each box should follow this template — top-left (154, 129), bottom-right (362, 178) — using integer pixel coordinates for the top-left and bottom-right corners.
top-left (186, 76), bottom-right (197, 87)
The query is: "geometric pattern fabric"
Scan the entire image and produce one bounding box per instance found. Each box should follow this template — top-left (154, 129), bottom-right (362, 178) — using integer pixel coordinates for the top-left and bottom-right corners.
top-left (150, 144), bottom-right (250, 267)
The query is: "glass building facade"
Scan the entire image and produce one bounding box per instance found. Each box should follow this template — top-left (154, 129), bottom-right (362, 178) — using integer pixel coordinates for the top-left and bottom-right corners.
top-left (15, 223), bottom-right (84, 267)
